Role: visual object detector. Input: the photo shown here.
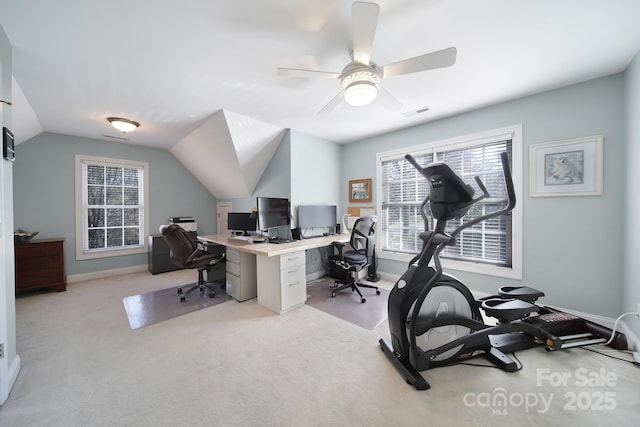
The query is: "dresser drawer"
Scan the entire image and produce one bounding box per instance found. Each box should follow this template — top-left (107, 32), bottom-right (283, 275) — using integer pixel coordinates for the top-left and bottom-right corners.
top-left (15, 239), bottom-right (66, 293)
top-left (16, 269), bottom-right (61, 288)
top-left (15, 242), bottom-right (60, 259)
top-left (280, 251), bottom-right (305, 270)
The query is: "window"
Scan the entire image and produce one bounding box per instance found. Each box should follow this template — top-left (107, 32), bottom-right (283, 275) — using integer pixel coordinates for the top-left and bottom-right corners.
top-left (75, 155), bottom-right (149, 260)
top-left (376, 125), bottom-right (522, 279)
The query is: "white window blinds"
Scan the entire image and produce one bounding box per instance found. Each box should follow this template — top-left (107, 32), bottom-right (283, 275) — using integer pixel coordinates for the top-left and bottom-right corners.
top-left (380, 139), bottom-right (512, 267)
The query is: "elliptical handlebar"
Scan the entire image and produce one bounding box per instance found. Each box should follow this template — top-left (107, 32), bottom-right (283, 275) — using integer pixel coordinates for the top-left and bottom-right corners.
top-left (500, 151), bottom-right (516, 211)
top-left (404, 153), bottom-right (423, 175)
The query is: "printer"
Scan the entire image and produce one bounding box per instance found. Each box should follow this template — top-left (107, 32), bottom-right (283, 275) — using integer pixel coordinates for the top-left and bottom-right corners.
top-left (169, 216), bottom-right (197, 234)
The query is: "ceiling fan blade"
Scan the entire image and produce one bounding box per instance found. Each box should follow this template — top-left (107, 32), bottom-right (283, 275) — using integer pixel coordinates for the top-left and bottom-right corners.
top-left (376, 87), bottom-right (403, 111)
top-left (380, 47), bottom-right (457, 78)
top-left (318, 90), bottom-right (344, 115)
top-left (277, 68), bottom-right (341, 79)
top-left (352, 2), bottom-right (380, 65)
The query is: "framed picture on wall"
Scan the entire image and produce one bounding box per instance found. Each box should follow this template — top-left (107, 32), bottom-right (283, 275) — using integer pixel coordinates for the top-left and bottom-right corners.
top-left (349, 178), bottom-right (372, 202)
top-left (529, 135), bottom-right (603, 197)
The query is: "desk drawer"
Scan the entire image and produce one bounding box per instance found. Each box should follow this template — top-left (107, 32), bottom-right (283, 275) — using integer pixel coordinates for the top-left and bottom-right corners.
top-left (226, 247), bottom-right (240, 264)
top-left (281, 265), bottom-right (306, 310)
top-left (226, 261), bottom-right (240, 276)
top-left (280, 251), bottom-right (305, 270)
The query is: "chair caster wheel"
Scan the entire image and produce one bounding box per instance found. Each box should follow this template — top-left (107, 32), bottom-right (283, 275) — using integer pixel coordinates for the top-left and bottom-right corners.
top-left (376, 290), bottom-right (381, 295)
top-left (331, 291), bottom-right (336, 298)
top-left (207, 292), bottom-right (215, 298)
top-left (177, 288), bottom-right (183, 295)
top-left (361, 298), bottom-right (366, 303)
top-left (180, 295), bottom-right (186, 302)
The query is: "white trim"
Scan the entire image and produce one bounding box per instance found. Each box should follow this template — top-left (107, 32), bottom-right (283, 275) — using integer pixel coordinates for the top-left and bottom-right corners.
top-left (620, 320), bottom-right (640, 353)
top-left (66, 264), bottom-right (149, 284)
top-left (74, 154), bottom-right (149, 261)
top-left (376, 124), bottom-right (523, 280)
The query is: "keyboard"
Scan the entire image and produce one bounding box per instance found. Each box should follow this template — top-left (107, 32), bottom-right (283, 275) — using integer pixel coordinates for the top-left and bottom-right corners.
top-left (229, 235), bottom-right (265, 243)
top-left (269, 238), bottom-right (291, 244)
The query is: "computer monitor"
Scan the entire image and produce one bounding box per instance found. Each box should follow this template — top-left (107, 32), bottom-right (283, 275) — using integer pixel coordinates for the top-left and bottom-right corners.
top-left (297, 205), bottom-right (337, 229)
top-left (256, 197), bottom-right (290, 230)
top-left (227, 212), bottom-right (257, 235)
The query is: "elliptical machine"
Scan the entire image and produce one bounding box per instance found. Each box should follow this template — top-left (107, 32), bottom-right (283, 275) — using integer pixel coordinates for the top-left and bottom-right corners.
top-left (379, 152), bottom-right (566, 390)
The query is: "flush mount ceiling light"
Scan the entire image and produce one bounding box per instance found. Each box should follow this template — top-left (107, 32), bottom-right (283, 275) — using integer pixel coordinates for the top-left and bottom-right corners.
top-left (107, 117), bottom-right (140, 133)
top-left (342, 67), bottom-right (381, 107)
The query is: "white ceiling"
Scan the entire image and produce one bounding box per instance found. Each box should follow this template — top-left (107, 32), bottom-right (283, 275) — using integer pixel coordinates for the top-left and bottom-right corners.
top-left (2, 0), bottom-right (640, 149)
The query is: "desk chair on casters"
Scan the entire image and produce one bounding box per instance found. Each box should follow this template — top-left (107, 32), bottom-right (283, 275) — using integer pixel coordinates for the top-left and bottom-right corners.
top-left (329, 215), bottom-right (381, 303)
top-left (160, 224), bottom-right (225, 302)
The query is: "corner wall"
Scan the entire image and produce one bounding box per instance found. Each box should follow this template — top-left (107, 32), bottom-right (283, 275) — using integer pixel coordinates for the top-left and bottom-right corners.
top-left (623, 52), bottom-right (640, 342)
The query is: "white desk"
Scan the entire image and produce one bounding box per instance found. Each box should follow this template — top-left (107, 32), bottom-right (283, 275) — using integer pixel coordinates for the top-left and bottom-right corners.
top-left (199, 234), bottom-right (349, 314)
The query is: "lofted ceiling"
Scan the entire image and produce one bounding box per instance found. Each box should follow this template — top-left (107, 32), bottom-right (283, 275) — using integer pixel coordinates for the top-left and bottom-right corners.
top-left (1, 0), bottom-right (640, 150)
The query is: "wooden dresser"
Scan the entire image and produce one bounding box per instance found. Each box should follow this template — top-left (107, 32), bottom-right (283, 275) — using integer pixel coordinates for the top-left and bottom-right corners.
top-left (15, 238), bottom-right (67, 294)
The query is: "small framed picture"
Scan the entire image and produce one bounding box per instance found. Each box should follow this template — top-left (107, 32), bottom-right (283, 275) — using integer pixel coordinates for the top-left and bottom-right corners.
top-left (349, 178), bottom-right (372, 202)
top-left (3, 127), bottom-right (15, 162)
top-left (529, 135), bottom-right (603, 197)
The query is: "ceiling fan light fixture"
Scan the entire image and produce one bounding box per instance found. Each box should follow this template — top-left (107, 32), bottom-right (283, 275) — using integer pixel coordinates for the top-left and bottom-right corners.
top-left (344, 81), bottom-right (378, 106)
top-left (107, 117), bottom-right (140, 133)
top-left (342, 68), bottom-right (380, 107)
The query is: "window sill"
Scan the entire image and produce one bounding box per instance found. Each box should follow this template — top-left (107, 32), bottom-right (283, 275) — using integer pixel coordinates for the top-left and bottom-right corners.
top-left (76, 245), bottom-right (147, 261)
top-left (379, 250), bottom-right (522, 280)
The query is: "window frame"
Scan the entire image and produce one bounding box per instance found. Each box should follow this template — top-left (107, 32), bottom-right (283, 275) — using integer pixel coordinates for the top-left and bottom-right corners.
top-left (375, 125), bottom-right (523, 279)
top-left (75, 154), bottom-right (149, 261)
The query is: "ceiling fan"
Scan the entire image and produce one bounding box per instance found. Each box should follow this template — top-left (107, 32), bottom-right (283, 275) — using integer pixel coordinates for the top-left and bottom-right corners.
top-left (277, 1), bottom-right (457, 114)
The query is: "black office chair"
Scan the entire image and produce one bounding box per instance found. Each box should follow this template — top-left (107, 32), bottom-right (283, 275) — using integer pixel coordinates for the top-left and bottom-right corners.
top-left (160, 224), bottom-right (225, 302)
top-left (329, 215), bottom-right (381, 303)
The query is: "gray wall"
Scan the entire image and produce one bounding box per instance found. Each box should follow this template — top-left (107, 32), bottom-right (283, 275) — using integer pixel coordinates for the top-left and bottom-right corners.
top-left (290, 130), bottom-right (342, 275)
top-left (13, 132), bottom-right (217, 276)
top-left (341, 74), bottom-right (626, 318)
top-left (219, 130), bottom-right (292, 213)
top-left (290, 129), bottom-right (342, 212)
top-left (624, 52), bottom-right (640, 340)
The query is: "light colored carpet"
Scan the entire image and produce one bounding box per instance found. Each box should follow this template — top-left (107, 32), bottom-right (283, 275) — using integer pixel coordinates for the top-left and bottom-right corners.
top-left (3, 269), bottom-right (639, 426)
top-left (306, 278), bottom-right (388, 330)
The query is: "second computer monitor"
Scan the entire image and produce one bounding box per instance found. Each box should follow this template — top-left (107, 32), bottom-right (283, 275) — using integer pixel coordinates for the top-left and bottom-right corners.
top-left (297, 205), bottom-right (337, 230)
top-left (227, 212), bottom-right (257, 235)
top-left (256, 197), bottom-right (290, 230)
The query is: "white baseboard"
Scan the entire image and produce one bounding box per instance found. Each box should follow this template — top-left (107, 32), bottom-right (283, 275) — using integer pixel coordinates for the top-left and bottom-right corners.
top-left (549, 305), bottom-right (616, 329)
top-left (66, 264), bottom-right (148, 284)
top-left (620, 319), bottom-right (640, 353)
top-left (378, 271), bottom-right (399, 283)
